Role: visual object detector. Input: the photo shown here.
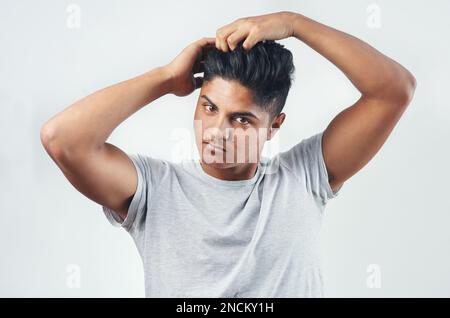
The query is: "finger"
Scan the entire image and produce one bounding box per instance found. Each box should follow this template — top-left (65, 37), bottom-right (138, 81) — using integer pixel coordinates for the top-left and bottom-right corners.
top-left (197, 37), bottom-right (216, 48)
top-left (197, 39), bottom-right (216, 60)
top-left (191, 37), bottom-right (216, 55)
top-left (242, 33), bottom-right (260, 51)
top-left (226, 28), bottom-right (249, 51)
top-left (216, 25), bottom-right (236, 52)
top-left (190, 38), bottom-right (215, 74)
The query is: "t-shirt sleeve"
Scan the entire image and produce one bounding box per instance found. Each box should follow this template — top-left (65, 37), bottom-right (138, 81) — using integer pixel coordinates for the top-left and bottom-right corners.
top-left (279, 130), bottom-right (343, 205)
top-left (102, 153), bottom-right (149, 232)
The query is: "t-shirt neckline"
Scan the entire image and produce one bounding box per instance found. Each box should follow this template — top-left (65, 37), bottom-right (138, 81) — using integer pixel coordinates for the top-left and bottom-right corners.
top-left (193, 159), bottom-right (266, 187)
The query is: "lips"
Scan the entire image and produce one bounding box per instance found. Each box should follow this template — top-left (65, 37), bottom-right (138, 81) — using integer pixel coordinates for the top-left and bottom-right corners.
top-left (203, 141), bottom-right (226, 152)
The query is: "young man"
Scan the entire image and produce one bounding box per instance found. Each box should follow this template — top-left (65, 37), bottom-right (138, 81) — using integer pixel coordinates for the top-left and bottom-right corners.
top-left (40, 11), bottom-right (416, 297)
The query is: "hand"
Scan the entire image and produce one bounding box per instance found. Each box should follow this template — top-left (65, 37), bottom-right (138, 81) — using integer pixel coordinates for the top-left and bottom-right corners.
top-left (163, 37), bottom-right (216, 97)
top-left (215, 11), bottom-right (297, 52)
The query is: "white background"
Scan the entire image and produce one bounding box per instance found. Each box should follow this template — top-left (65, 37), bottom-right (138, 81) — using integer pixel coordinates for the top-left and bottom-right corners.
top-left (1, 0), bottom-right (449, 297)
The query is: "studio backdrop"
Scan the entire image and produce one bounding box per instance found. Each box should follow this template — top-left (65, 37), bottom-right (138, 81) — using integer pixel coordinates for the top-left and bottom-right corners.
top-left (0, 0), bottom-right (449, 297)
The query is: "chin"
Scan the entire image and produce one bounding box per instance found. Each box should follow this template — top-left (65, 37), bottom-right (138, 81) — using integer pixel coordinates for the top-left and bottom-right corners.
top-left (201, 156), bottom-right (233, 169)
top-left (198, 144), bottom-right (255, 168)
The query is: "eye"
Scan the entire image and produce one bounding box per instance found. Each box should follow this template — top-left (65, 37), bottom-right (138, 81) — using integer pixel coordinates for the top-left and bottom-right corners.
top-left (235, 117), bottom-right (250, 125)
top-left (203, 103), bottom-right (216, 113)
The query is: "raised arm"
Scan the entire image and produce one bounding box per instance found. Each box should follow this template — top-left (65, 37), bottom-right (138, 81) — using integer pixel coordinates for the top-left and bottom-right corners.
top-left (215, 11), bottom-right (416, 193)
top-left (40, 37), bottom-right (215, 220)
top-left (290, 13), bottom-right (416, 192)
top-left (40, 67), bottom-right (172, 221)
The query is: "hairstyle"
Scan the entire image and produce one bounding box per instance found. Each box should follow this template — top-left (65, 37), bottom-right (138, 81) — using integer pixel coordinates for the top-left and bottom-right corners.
top-left (203, 39), bottom-right (295, 121)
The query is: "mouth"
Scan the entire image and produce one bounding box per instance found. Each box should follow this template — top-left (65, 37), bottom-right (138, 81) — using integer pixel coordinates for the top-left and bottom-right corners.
top-left (203, 141), bottom-right (226, 152)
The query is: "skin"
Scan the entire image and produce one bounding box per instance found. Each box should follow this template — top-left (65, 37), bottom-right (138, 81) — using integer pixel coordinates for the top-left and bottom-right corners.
top-left (40, 11), bottom-right (416, 221)
top-left (193, 77), bottom-right (284, 181)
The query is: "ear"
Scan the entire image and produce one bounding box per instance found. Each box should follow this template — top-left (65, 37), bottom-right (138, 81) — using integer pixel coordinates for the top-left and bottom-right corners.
top-left (267, 113), bottom-right (286, 140)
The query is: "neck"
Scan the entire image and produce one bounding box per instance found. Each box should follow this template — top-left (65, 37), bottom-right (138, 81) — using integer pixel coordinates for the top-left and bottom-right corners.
top-left (199, 160), bottom-right (259, 181)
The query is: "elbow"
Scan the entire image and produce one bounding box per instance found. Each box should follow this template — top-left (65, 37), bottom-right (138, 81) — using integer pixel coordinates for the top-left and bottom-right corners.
top-left (40, 120), bottom-right (76, 163)
top-left (40, 121), bottom-right (64, 159)
top-left (397, 70), bottom-right (417, 107)
top-left (373, 69), bottom-right (417, 107)
top-left (41, 120), bottom-right (101, 164)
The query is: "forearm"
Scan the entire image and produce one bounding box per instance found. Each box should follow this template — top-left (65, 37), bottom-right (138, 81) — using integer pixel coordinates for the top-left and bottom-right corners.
top-left (290, 12), bottom-right (416, 101)
top-left (41, 66), bottom-right (172, 152)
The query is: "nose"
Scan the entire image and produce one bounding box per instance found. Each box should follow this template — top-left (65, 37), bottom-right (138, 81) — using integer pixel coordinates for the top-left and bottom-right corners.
top-left (204, 116), bottom-right (233, 143)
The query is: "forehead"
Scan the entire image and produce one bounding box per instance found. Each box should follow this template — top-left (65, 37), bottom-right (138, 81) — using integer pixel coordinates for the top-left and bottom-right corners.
top-left (200, 77), bottom-right (257, 110)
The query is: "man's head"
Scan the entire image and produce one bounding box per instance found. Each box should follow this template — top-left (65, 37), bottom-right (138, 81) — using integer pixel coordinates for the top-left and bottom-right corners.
top-left (194, 40), bottom-right (295, 169)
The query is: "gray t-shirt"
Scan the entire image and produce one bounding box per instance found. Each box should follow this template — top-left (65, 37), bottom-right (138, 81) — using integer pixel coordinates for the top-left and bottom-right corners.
top-left (102, 130), bottom-right (342, 297)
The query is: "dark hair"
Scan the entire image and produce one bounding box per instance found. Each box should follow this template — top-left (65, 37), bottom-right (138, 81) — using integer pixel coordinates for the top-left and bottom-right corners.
top-left (203, 40), bottom-right (295, 121)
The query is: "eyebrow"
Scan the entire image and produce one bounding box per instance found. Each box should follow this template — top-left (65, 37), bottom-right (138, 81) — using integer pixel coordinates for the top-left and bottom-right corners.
top-left (201, 95), bottom-right (260, 120)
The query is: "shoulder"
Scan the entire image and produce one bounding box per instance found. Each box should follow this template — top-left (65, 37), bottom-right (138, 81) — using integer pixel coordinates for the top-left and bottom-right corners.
top-left (271, 131), bottom-right (324, 176)
top-left (129, 153), bottom-right (175, 183)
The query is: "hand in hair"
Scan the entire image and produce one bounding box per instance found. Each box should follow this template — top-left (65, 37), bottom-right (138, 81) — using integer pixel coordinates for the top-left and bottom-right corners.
top-left (163, 37), bottom-right (216, 96)
top-left (215, 11), bottom-right (297, 52)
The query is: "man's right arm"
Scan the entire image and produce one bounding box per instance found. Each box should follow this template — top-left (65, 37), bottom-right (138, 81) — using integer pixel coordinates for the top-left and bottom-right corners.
top-left (40, 66), bottom-right (173, 220)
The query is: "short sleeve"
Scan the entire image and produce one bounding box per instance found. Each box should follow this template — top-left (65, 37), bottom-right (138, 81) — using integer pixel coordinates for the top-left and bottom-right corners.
top-left (279, 130), bottom-right (343, 205)
top-left (102, 153), bottom-right (149, 232)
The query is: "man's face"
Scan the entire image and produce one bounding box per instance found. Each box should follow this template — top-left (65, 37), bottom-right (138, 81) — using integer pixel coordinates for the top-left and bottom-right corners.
top-left (193, 77), bottom-right (283, 169)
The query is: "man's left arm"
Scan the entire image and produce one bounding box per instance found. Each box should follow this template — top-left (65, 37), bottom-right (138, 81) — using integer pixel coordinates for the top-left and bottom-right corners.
top-left (215, 11), bottom-right (417, 192)
top-left (289, 12), bottom-right (416, 192)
